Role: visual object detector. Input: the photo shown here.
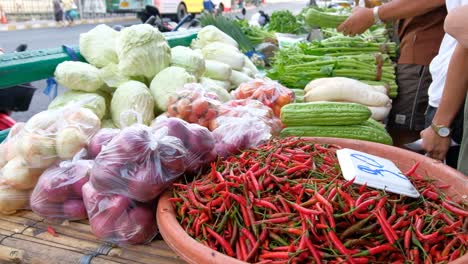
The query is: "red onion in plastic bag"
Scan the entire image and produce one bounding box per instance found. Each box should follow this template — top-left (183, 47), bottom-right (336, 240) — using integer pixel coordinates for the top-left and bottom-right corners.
top-left (82, 182), bottom-right (157, 244)
top-left (87, 128), bottom-right (120, 159)
top-left (30, 150), bottom-right (92, 222)
top-left (90, 124), bottom-right (188, 202)
top-left (151, 116), bottom-right (216, 175)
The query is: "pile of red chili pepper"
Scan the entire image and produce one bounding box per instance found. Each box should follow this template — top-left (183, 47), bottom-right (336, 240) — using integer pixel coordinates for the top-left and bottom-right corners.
top-left (171, 137), bottom-right (467, 264)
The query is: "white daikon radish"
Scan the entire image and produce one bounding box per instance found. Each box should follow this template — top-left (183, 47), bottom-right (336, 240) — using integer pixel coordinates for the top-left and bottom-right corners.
top-left (203, 60), bottom-right (232, 81)
top-left (200, 77), bottom-right (231, 91)
top-left (230, 70), bottom-right (253, 88)
top-left (243, 55), bottom-right (259, 75)
top-left (202, 42), bottom-right (245, 71)
top-left (369, 85), bottom-right (388, 95)
top-left (304, 77), bottom-right (391, 107)
top-left (368, 103), bottom-right (392, 121)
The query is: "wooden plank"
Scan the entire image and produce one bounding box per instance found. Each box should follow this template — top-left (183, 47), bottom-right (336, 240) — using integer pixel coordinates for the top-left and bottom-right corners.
top-left (0, 237), bottom-right (122, 264)
top-left (0, 244), bottom-right (24, 263)
top-left (107, 248), bottom-right (185, 264)
top-left (32, 221), bottom-right (98, 241)
top-left (22, 225), bottom-right (101, 252)
top-left (1, 211), bottom-right (43, 222)
top-left (0, 219), bottom-right (29, 234)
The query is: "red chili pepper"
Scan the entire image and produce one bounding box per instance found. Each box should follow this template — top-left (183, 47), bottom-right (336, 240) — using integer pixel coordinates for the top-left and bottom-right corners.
top-left (260, 251), bottom-right (291, 260)
top-left (187, 189), bottom-right (209, 210)
top-left (441, 237), bottom-right (458, 257)
top-left (211, 162), bottom-right (225, 183)
top-left (290, 202), bottom-right (321, 215)
top-left (253, 199), bottom-right (279, 212)
top-left (441, 220), bottom-right (462, 233)
top-left (315, 192), bottom-right (333, 211)
top-left (205, 227), bottom-right (234, 257)
top-left (327, 230), bottom-right (349, 255)
top-left (449, 249), bottom-right (460, 261)
top-left (221, 191), bottom-right (247, 207)
top-left (245, 229), bottom-right (269, 262)
top-left (254, 216), bottom-right (290, 225)
top-left (342, 177), bottom-right (356, 189)
top-left (240, 228), bottom-right (256, 248)
top-left (422, 189), bottom-right (439, 201)
top-left (442, 201), bottom-right (468, 217)
top-left (404, 161), bottom-right (420, 176)
top-left (285, 164), bottom-right (309, 175)
top-left (354, 244), bottom-right (397, 257)
top-left (236, 240), bottom-right (243, 261)
top-left (304, 238), bottom-right (322, 264)
top-left (47, 226), bottom-right (59, 237)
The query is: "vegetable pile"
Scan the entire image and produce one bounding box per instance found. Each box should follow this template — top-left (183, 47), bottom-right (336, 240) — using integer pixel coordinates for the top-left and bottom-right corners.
top-left (268, 10), bottom-right (303, 35)
top-left (279, 101), bottom-right (393, 144)
top-left (267, 38), bottom-right (398, 97)
top-left (171, 137), bottom-right (467, 263)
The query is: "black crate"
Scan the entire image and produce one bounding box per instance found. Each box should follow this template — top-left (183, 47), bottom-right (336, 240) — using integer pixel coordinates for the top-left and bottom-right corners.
top-left (0, 84), bottom-right (36, 112)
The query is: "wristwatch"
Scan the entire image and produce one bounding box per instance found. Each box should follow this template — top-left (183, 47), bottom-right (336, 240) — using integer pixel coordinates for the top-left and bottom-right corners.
top-left (431, 123), bottom-right (451, 137)
top-left (373, 6), bottom-right (383, 25)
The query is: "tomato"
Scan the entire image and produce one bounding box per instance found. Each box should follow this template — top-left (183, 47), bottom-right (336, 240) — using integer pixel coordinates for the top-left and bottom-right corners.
top-left (176, 98), bottom-right (192, 119)
top-left (204, 108), bottom-right (218, 120)
top-left (192, 99), bottom-right (209, 117)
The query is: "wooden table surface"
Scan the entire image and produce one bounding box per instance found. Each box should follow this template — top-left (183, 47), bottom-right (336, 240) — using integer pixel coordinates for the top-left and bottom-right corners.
top-left (0, 211), bottom-right (185, 264)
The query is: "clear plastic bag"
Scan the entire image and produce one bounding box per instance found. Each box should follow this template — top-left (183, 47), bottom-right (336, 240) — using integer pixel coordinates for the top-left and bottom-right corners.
top-left (87, 128), bottom-right (120, 159)
top-left (213, 116), bottom-right (272, 158)
top-left (151, 116), bottom-right (216, 175)
top-left (209, 99), bottom-right (283, 136)
top-left (231, 78), bottom-right (295, 116)
top-left (30, 151), bottom-right (92, 222)
top-left (90, 124), bottom-right (188, 202)
top-left (14, 107), bottom-right (101, 169)
top-left (0, 184), bottom-right (31, 215)
top-left (82, 182), bottom-right (157, 244)
top-left (166, 83), bottom-right (222, 128)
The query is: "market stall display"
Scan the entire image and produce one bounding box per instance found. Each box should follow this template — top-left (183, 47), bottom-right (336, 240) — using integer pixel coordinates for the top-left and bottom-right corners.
top-left (0, 9), bottom-right (467, 263)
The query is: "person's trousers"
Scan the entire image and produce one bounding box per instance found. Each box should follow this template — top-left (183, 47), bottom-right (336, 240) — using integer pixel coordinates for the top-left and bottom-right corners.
top-left (65, 10), bottom-right (74, 22)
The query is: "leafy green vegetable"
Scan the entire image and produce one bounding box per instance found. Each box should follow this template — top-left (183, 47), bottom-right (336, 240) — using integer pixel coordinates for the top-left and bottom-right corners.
top-left (199, 13), bottom-right (253, 52)
top-left (268, 10), bottom-right (302, 34)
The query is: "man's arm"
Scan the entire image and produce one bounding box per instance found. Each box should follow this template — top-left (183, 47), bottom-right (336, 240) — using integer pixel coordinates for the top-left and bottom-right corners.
top-left (337, 0), bottom-right (445, 36)
top-left (444, 5), bottom-right (468, 48)
top-left (421, 5), bottom-right (468, 160)
top-left (421, 44), bottom-right (468, 160)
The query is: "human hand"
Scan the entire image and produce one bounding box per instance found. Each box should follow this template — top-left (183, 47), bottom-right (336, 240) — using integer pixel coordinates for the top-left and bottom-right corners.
top-left (420, 127), bottom-right (451, 161)
top-left (337, 7), bottom-right (374, 36)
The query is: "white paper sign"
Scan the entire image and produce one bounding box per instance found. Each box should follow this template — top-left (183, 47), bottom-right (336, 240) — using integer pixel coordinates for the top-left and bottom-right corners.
top-left (337, 148), bottom-right (420, 198)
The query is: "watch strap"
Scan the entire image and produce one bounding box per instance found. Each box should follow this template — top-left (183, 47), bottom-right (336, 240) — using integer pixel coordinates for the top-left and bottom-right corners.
top-left (373, 6), bottom-right (383, 25)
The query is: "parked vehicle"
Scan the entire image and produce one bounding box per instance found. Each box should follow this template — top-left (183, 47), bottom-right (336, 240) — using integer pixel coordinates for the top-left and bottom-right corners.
top-left (0, 44), bottom-right (35, 130)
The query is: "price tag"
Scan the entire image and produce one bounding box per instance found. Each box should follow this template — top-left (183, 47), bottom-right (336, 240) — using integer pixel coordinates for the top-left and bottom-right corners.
top-left (337, 148), bottom-right (420, 198)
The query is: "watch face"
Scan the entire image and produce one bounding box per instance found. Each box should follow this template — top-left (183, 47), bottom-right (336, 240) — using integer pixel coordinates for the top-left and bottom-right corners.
top-left (439, 127), bottom-right (450, 137)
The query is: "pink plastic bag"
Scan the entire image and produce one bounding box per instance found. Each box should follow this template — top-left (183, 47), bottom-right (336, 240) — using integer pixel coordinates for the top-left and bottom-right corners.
top-left (209, 99), bottom-right (283, 136)
top-left (90, 124), bottom-right (188, 202)
top-left (30, 151), bottom-right (92, 222)
top-left (213, 116), bottom-right (272, 158)
top-left (231, 78), bottom-right (294, 116)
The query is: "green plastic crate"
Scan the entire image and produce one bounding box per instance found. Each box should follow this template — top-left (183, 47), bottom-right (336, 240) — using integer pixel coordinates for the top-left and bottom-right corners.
top-left (0, 129), bottom-right (10, 144)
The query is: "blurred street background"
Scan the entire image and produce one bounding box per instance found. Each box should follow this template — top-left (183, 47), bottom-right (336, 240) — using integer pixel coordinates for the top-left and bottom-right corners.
top-left (0, 0), bottom-right (308, 121)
